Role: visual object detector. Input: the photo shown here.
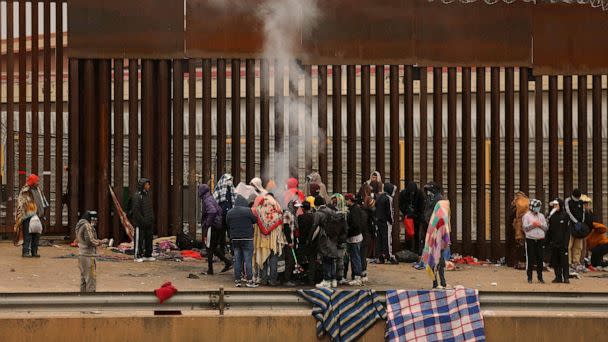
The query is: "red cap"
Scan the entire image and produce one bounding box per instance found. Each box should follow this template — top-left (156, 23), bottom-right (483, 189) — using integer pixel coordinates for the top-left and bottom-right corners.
top-left (344, 193), bottom-right (355, 202)
top-left (27, 174), bottom-right (39, 187)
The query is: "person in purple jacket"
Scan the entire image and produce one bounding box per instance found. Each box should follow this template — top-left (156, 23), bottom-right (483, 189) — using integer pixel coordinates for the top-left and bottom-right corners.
top-left (199, 184), bottom-right (232, 275)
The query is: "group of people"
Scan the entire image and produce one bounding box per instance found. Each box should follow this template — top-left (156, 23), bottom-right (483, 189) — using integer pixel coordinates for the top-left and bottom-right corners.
top-left (519, 189), bottom-right (608, 284)
top-left (13, 169), bottom-right (454, 291)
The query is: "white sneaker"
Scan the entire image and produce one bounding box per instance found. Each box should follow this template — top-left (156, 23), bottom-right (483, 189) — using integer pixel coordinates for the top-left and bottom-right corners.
top-left (145, 257), bottom-right (156, 262)
top-left (348, 276), bottom-right (363, 286)
top-left (316, 280), bottom-right (332, 289)
top-left (338, 279), bottom-right (350, 285)
top-left (331, 280), bottom-right (338, 288)
top-left (134, 258), bottom-right (144, 263)
top-left (360, 276), bottom-right (369, 284)
top-left (246, 281), bottom-right (259, 288)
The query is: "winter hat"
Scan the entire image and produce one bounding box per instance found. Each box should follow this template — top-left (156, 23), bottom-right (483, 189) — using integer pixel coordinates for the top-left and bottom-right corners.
top-left (572, 188), bottom-right (582, 200)
top-left (529, 199), bottom-right (542, 212)
top-left (581, 194), bottom-right (592, 203)
top-left (306, 196), bottom-right (316, 208)
top-left (26, 174), bottom-right (39, 187)
top-left (344, 193), bottom-right (355, 202)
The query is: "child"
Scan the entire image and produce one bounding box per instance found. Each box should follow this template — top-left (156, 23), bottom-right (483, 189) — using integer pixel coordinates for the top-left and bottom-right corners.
top-left (522, 199), bottom-right (548, 283)
top-left (422, 200), bottom-right (451, 289)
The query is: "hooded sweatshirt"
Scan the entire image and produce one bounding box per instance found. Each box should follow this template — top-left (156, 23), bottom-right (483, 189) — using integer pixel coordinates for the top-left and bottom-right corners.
top-left (547, 200), bottom-right (570, 249)
top-left (565, 195), bottom-right (585, 224)
top-left (399, 181), bottom-right (424, 220)
top-left (226, 196), bottom-right (257, 240)
top-left (76, 219), bottom-right (104, 256)
top-left (284, 177), bottom-right (305, 207)
top-left (423, 183), bottom-right (443, 225)
top-left (522, 211), bottom-right (548, 240)
top-left (199, 184), bottom-right (222, 228)
top-left (305, 172), bottom-right (330, 203)
top-left (367, 171), bottom-right (382, 185)
top-left (130, 178), bottom-right (155, 228)
top-left (376, 183), bottom-right (396, 224)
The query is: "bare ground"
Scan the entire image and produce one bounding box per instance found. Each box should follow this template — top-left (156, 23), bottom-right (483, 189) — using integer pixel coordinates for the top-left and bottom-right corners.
top-left (1, 241), bottom-right (607, 293)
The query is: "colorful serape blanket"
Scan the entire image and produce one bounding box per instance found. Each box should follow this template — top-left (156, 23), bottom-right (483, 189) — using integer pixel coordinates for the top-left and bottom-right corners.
top-left (298, 289), bottom-right (387, 342)
top-left (386, 287), bottom-right (485, 342)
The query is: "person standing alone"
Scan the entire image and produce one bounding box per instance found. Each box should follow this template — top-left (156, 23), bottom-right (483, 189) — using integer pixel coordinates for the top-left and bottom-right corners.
top-left (130, 178), bottom-right (155, 262)
top-left (76, 211), bottom-right (108, 292)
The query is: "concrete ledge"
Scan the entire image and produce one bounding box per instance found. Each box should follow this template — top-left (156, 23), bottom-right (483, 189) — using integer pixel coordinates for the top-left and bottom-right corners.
top-left (0, 311), bottom-right (605, 341)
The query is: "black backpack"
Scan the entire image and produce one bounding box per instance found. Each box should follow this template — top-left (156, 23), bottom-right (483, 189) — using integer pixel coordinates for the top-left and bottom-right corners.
top-left (177, 231), bottom-right (203, 250)
top-left (322, 210), bottom-right (347, 241)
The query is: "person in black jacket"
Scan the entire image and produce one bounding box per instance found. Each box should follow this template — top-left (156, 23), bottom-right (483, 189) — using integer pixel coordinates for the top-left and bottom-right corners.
top-left (345, 193), bottom-right (365, 285)
top-left (130, 178), bottom-right (155, 262)
top-left (226, 196), bottom-right (258, 288)
top-left (565, 189), bottom-right (585, 266)
top-left (313, 196), bottom-right (347, 289)
top-left (399, 181), bottom-right (425, 253)
top-left (546, 198), bottom-right (570, 283)
top-left (375, 182), bottom-right (398, 264)
top-left (297, 201), bottom-right (318, 285)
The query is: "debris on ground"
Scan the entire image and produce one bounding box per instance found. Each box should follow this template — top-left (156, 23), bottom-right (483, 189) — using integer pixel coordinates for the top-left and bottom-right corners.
top-left (395, 250), bottom-right (419, 263)
top-left (187, 273), bottom-right (200, 279)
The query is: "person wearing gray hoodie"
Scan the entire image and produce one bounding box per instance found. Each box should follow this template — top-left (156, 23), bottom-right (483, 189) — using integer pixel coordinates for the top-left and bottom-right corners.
top-left (75, 211), bottom-right (108, 292)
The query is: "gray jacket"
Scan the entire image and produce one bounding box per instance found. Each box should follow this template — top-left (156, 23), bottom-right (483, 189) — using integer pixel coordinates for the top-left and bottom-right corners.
top-left (76, 219), bottom-right (103, 256)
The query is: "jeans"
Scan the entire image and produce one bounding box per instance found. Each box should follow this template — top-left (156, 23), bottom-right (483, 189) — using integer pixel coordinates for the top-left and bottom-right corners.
top-left (347, 242), bottom-right (363, 278)
top-left (322, 256), bottom-right (337, 281)
top-left (432, 255), bottom-right (447, 288)
top-left (360, 242), bottom-right (368, 275)
top-left (22, 217), bottom-right (40, 256)
top-left (590, 243), bottom-right (608, 267)
top-left (282, 246), bottom-right (296, 283)
top-left (262, 251), bottom-right (279, 284)
top-left (526, 238), bottom-right (545, 281)
top-left (336, 247), bottom-right (346, 280)
top-left (233, 239), bottom-right (254, 281)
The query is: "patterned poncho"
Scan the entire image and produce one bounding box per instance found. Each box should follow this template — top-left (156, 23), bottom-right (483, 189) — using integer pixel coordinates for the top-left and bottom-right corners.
top-left (422, 200), bottom-right (451, 279)
top-left (253, 194), bottom-right (284, 235)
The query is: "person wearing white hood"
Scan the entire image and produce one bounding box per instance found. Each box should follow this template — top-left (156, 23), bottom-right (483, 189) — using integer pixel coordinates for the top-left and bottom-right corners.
top-left (250, 177), bottom-right (268, 197)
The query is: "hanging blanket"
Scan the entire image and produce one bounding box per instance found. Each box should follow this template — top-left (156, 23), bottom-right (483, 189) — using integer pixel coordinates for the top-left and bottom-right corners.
top-left (422, 200), bottom-right (451, 279)
top-left (253, 195), bottom-right (284, 235)
top-left (253, 223), bottom-right (286, 271)
top-left (298, 288), bottom-right (387, 342)
top-left (386, 287), bottom-right (485, 342)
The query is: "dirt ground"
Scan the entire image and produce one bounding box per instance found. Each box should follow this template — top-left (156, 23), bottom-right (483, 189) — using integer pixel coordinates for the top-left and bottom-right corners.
top-left (1, 241), bottom-right (607, 293)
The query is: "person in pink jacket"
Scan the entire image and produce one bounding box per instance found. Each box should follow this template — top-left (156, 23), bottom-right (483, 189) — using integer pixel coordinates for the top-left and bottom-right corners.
top-left (522, 199), bottom-right (549, 284)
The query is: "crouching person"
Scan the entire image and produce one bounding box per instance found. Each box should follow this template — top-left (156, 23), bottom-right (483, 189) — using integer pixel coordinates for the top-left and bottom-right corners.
top-left (76, 211), bottom-right (108, 292)
top-left (226, 196), bottom-right (258, 288)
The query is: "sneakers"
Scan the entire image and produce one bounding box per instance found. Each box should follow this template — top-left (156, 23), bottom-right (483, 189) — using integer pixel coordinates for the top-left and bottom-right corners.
top-left (348, 276), bottom-right (363, 286)
top-left (433, 285), bottom-right (445, 290)
top-left (360, 276), bottom-right (369, 284)
top-left (246, 281), bottom-right (259, 288)
top-left (144, 257), bottom-right (156, 262)
top-left (284, 281), bottom-right (296, 287)
top-left (338, 279), bottom-right (350, 286)
top-left (316, 280), bottom-right (332, 289)
top-left (235, 280), bottom-right (242, 288)
top-left (331, 280), bottom-right (338, 288)
top-left (134, 258), bottom-right (144, 263)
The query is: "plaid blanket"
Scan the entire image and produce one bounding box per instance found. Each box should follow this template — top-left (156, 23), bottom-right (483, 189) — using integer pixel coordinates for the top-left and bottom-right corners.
top-left (213, 174), bottom-right (236, 205)
top-left (422, 200), bottom-right (451, 279)
top-left (386, 287), bottom-right (485, 342)
top-left (298, 289), bottom-right (387, 342)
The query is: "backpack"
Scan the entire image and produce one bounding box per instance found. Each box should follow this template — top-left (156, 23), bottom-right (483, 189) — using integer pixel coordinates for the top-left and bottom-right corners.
top-left (572, 222), bottom-right (591, 239)
top-left (176, 231), bottom-right (202, 250)
top-left (322, 210), bottom-right (346, 242)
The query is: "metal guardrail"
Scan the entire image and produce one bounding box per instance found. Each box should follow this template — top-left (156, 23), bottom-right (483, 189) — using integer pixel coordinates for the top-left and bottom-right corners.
top-left (1, 290), bottom-right (607, 314)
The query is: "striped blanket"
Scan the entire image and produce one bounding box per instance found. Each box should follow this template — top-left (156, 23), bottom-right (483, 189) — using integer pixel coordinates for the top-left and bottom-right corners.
top-left (298, 289), bottom-right (387, 342)
top-left (386, 287), bottom-right (485, 342)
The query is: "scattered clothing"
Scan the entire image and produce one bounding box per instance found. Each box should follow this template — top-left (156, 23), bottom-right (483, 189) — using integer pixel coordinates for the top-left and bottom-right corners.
top-left (298, 288), bottom-right (387, 342)
top-left (180, 250), bottom-right (203, 260)
top-left (385, 287), bottom-right (485, 342)
top-left (154, 282), bottom-right (177, 304)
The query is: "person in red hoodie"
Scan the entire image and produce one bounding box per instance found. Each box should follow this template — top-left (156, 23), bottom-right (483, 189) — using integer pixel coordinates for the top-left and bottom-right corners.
top-left (284, 177), bottom-right (305, 208)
